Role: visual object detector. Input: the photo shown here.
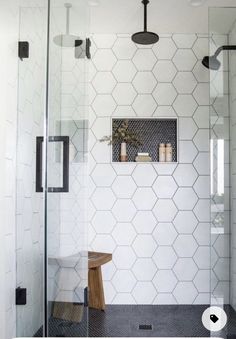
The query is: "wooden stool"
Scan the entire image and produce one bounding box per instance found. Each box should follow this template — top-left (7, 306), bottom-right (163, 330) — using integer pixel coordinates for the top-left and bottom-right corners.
top-left (88, 251), bottom-right (112, 311)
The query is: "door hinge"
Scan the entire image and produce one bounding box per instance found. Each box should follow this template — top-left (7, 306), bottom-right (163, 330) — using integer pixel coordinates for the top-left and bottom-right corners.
top-left (16, 287), bottom-right (27, 305)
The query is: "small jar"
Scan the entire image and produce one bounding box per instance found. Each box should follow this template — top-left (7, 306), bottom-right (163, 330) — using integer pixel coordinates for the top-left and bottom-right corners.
top-left (159, 143), bottom-right (166, 162)
top-left (120, 142), bottom-right (128, 162)
top-left (166, 143), bottom-right (173, 162)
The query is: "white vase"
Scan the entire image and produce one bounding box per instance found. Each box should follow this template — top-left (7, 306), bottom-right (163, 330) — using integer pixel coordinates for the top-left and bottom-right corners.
top-left (120, 142), bottom-right (127, 162)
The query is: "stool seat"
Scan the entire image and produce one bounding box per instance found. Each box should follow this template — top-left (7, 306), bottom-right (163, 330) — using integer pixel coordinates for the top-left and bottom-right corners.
top-left (88, 251), bottom-right (112, 269)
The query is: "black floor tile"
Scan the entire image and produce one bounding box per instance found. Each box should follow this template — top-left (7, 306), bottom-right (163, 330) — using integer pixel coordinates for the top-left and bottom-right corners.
top-left (34, 304), bottom-right (236, 337)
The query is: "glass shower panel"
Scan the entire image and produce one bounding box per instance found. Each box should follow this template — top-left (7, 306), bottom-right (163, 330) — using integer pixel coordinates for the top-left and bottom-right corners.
top-left (229, 10), bottom-right (236, 314)
top-left (209, 7), bottom-right (236, 337)
top-left (209, 8), bottom-right (231, 309)
top-left (46, 1), bottom-right (89, 336)
top-left (16, 4), bottom-right (48, 337)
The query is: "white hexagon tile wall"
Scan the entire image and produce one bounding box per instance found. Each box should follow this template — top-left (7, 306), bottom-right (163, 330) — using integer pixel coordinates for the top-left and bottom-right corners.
top-left (63, 33), bottom-right (229, 305)
top-left (85, 33), bottom-right (211, 306)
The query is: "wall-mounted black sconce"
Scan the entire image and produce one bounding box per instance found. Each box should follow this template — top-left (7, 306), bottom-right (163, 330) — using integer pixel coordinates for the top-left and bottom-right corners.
top-left (18, 41), bottom-right (29, 60)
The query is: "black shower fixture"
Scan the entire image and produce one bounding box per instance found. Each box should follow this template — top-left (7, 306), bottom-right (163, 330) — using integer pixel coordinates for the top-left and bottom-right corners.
top-left (202, 45), bottom-right (236, 70)
top-left (18, 41), bottom-right (29, 60)
top-left (132, 0), bottom-right (159, 45)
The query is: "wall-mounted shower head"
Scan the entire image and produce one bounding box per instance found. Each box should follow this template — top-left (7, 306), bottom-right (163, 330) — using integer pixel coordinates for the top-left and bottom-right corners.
top-left (53, 3), bottom-right (83, 48)
top-left (202, 45), bottom-right (236, 70)
top-left (132, 0), bottom-right (159, 45)
top-left (202, 55), bottom-right (221, 71)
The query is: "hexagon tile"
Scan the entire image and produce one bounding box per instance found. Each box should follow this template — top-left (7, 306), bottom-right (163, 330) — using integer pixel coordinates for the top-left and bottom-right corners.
top-left (85, 33), bottom-right (215, 306)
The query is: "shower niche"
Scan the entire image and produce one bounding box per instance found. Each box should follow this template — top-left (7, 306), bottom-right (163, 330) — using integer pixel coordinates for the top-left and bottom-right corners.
top-left (111, 118), bottom-right (178, 163)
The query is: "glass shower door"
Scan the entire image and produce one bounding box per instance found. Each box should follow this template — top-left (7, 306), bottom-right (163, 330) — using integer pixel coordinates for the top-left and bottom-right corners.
top-left (46, 0), bottom-right (90, 337)
top-left (16, 3), bottom-right (48, 337)
top-left (16, 0), bottom-right (90, 337)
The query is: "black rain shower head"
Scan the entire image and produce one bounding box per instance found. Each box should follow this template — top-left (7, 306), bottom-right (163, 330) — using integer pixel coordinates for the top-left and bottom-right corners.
top-left (132, 0), bottom-right (159, 45)
top-left (202, 45), bottom-right (236, 70)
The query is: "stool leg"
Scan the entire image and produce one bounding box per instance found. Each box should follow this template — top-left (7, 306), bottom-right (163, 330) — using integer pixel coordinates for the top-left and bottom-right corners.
top-left (89, 266), bottom-right (105, 311)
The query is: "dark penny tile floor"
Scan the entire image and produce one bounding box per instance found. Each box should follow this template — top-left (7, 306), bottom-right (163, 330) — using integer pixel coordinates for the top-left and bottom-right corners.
top-left (34, 304), bottom-right (236, 338)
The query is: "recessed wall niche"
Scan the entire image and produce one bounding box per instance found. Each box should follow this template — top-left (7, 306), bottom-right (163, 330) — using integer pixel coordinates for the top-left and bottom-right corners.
top-left (112, 118), bottom-right (178, 163)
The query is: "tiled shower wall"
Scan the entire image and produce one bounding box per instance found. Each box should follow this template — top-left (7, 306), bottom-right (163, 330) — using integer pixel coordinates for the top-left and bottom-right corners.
top-left (87, 33), bottom-right (212, 305)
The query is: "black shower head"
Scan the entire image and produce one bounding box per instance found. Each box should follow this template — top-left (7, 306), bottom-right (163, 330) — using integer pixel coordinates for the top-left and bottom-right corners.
top-left (202, 45), bottom-right (236, 70)
top-left (202, 55), bottom-right (221, 70)
top-left (132, 31), bottom-right (159, 45)
top-left (132, 0), bottom-right (159, 45)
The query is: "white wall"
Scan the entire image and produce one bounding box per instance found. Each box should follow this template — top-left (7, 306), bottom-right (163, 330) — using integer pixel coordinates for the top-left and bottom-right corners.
top-left (90, 0), bottom-right (236, 35)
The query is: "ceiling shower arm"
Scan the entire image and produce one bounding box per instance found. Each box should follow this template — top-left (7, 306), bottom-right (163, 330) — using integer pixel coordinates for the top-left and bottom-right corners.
top-left (66, 7), bottom-right (70, 34)
top-left (214, 45), bottom-right (236, 57)
top-left (65, 3), bottom-right (72, 35)
top-left (131, 0), bottom-right (158, 45)
top-left (142, 0), bottom-right (149, 32)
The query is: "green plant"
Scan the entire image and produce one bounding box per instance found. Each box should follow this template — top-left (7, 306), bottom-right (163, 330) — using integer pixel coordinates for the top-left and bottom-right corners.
top-left (100, 120), bottom-right (142, 147)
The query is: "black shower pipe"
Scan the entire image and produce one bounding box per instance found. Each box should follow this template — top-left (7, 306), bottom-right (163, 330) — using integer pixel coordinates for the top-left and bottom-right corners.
top-left (142, 0), bottom-right (149, 32)
top-left (214, 45), bottom-right (236, 57)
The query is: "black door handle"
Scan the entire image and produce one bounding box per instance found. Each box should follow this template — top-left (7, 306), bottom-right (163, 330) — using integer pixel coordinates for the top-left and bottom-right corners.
top-left (36, 136), bottom-right (69, 193)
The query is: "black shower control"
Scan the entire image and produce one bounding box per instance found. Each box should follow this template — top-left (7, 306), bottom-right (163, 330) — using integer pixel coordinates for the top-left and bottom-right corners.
top-left (15, 287), bottom-right (27, 305)
top-left (75, 39), bottom-right (83, 47)
top-left (86, 38), bottom-right (91, 59)
top-left (18, 41), bottom-right (29, 60)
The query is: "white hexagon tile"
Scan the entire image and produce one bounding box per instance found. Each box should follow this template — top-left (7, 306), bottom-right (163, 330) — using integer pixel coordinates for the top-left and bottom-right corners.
top-left (132, 258), bottom-right (157, 281)
top-left (153, 60), bottom-right (177, 82)
top-left (113, 60), bottom-right (137, 82)
top-left (153, 176), bottom-right (178, 198)
top-left (153, 270), bottom-right (177, 293)
top-left (153, 247), bottom-right (178, 269)
top-left (112, 176), bottom-right (136, 198)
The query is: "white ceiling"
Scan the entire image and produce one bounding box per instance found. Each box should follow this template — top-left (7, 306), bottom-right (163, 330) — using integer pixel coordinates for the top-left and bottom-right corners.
top-left (90, 0), bottom-right (236, 35)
